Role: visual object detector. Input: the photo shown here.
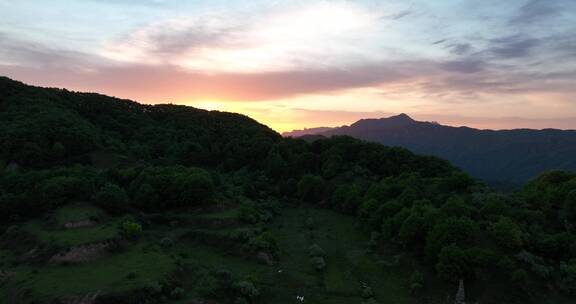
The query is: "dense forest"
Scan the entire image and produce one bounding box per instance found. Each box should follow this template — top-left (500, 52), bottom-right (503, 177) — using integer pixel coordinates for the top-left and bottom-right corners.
top-left (1, 77), bottom-right (576, 304)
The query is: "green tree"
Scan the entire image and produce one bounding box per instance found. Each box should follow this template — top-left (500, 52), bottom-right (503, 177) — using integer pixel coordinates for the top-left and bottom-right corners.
top-left (51, 142), bottom-right (66, 158)
top-left (398, 212), bottom-right (426, 248)
top-left (564, 190), bottom-right (576, 220)
top-left (94, 183), bottom-right (129, 214)
top-left (40, 176), bottom-right (92, 209)
top-left (425, 217), bottom-right (479, 261)
top-left (490, 217), bottom-right (523, 249)
top-left (436, 244), bottom-right (469, 281)
top-left (174, 170), bottom-right (215, 207)
top-left (441, 196), bottom-right (473, 218)
top-left (559, 261), bottom-right (576, 294)
top-left (297, 174), bottom-right (325, 203)
top-left (133, 183), bottom-right (159, 210)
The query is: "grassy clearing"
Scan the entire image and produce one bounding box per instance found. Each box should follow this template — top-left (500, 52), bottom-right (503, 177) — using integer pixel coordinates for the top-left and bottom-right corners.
top-left (19, 204), bottom-right (119, 247)
top-left (7, 242), bottom-right (174, 299)
top-left (269, 207), bottom-right (419, 304)
top-left (52, 204), bottom-right (104, 225)
top-left (23, 220), bottom-right (120, 247)
top-left (174, 242), bottom-right (265, 276)
top-left (1, 204), bottom-right (431, 303)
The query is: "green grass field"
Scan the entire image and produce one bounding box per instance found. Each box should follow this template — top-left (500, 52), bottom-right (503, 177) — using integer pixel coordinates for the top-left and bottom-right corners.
top-left (0, 203), bottom-right (443, 303)
top-left (19, 204), bottom-right (120, 247)
top-left (23, 221), bottom-right (120, 247)
top-left (0, 204), bottom-right (176, 302)
top-left (266, 207), bottom-right (419, 304)
top-left (53, 204), bottom-right (105, 225)
top-left (7, 243), bottom-right (174, 298)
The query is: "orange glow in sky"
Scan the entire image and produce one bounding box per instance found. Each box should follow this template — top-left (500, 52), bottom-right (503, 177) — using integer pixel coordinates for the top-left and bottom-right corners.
top-left (2, 0), bottom-right (576, 131)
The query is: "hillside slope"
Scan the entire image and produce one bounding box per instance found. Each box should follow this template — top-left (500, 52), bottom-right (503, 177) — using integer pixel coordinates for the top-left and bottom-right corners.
top-left (0, 76), bottom-right (280, 170)
top-left (1, 77), bottom-right (576, 304)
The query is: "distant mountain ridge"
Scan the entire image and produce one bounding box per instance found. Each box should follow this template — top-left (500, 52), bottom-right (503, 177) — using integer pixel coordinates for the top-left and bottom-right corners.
top-left (281, 126), bottom-right (335, 137)
top-left (285, 114), bottom-right (576, 187)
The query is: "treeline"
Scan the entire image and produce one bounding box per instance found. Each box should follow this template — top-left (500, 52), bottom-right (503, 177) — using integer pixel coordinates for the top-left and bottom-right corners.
top-left (0, 165), bottom-right (216, 219)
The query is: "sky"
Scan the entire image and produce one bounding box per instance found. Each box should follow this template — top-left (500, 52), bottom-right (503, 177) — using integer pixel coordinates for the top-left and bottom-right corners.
top-left (1, 0), bottom-right (576, 132)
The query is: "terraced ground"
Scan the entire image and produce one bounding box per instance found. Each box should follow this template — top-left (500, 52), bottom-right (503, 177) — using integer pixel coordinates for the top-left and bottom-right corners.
top-left (0, 203), bottom-right (452, 304)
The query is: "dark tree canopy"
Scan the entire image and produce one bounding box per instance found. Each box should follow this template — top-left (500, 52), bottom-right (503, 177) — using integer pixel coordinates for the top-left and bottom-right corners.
top-left (1, 77), bottom-right (576, 303)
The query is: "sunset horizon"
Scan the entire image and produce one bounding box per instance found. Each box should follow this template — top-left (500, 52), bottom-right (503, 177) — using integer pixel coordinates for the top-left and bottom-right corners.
top-left (2, 0), bottom-right (576, 132)
top-left (8, 74), bottom-right (576, 133)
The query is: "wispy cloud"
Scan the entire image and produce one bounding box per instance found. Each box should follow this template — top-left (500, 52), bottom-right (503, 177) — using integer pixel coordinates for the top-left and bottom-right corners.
top-left (89, 0), bottom-right (168, 6)
top-left (489, 35), bottom-right (540, 59)
top-left (1, 0), bottom-right (576, 131)
top-left (446, 43), bottom-right (473, 55)
top-left (510, 0), bottom-right (562, 25)
top-left (0, 32), bottom-right (106, 69)
top-left (441, 60), bottom-right (486, 74)
top-left (3, 27), bottom-right (575, 105)
top-left (102, 2), bottom-right (385, 73)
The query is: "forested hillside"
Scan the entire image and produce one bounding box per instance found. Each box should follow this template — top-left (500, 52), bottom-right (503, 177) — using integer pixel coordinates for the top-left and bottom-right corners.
top-left (0, 77), bottom-right (280, 170)
top-left (1, 77), bottom-right (576, 304)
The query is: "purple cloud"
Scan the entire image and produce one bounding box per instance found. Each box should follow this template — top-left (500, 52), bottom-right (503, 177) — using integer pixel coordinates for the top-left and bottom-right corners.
top-left (446, 43), bottom-right (473, 55)
top-left (489, 35), bottom-right (540, 59)
top-left (510, 0), bottom-right (561, 25)
top-left (441, 60), bottom-right (485, 74)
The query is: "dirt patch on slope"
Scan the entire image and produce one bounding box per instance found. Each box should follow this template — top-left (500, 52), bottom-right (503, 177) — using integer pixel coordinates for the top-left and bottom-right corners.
top-left (50, 241), bottom-right (112, 264)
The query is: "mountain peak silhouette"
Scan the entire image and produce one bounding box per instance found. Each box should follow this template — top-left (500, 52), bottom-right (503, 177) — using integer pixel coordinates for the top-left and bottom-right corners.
top-left (387, 113), bottom-right (414, 122)
top-left (351, 113), bottom-right (417, 128)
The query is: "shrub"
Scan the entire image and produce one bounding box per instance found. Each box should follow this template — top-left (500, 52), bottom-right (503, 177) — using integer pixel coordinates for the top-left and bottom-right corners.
top-left (120, 220), bottom-right (142, 240)
top-left (368, 231), bottom-right (381, 251)
top-left (195, 273), bottom-right (219, 297)
top-left (238, 201), bottom-right (271, 224)
top-left (410, 270), bottom-right (425, 294)
top-left (234, 297), bottom-right (250, 304)
top-left (170, 287), bottom-right (184, 299)
top-left (305, 217), bottom-right (316, 230)
top-left (559, 261), bottom-right (576, 294)
top-left (510, 269), bottom-right (529, 290)
top-left (246, 231), bottom-right (278, 255)
top-left (234, 281), bottom-right (260, 299)
top-left (362, 287), bottom-right (374, 299)
top-left (308, 244), bottom-right (326, 257)
top-left (126, 272), bottom-right (137, 280)
top-left (310, 256), bottom-right (326, 271)
top-left (159, 237), bottom-right (174, 248)
top-left (145, 281), bottom-right (163, 296)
